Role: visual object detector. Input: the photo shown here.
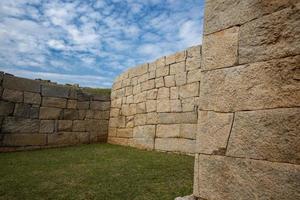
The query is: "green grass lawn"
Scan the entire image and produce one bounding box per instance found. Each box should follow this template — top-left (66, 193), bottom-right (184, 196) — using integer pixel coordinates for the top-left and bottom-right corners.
top-left (0, 144), bottom-right (194, 200)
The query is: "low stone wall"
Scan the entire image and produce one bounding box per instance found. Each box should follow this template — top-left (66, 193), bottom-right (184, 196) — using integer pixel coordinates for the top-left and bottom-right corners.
top-left (0, 73), bottom-right (110, 151)
top-left (108, 45), bottom-right (201, 154)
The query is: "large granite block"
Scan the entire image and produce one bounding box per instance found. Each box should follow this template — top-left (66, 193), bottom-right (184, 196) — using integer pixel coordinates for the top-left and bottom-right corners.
top-left (2, 89), bottom-right (23, 103)
top-left (155, 138), bottom-right (195, 153)
top-left (0, 101), bottom-right (14, 116)
top-left (158, 112), bottom-right (197, 124)
top-left (3, 75), bottom-right (41, 93)
top-left (42, 97), bottom-right (67, 108)
top-left (2, 117), bottom-right (40, 133)
top-left (42, 84), bottom-right (69, 98)
top-left (196, 154), bottom-right (300, 200)
top-left (39, 107), bottom-right (62, 119)
top-left (156, 124), bottom-right (180, 138)
top-left (24, 92), bottom-right (41, 105)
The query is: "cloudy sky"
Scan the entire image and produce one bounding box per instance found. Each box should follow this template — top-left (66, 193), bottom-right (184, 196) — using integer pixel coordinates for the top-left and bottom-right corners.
top-left (0, 0), bottom-right (204, 88)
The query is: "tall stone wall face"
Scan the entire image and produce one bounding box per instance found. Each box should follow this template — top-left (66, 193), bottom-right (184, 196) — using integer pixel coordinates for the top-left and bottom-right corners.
top-left (108, 45), bottom-right (201, 154)
top-left (194, 0), bottom-right (300, 199)
top-left (0, 73), bottom-right (110, 151)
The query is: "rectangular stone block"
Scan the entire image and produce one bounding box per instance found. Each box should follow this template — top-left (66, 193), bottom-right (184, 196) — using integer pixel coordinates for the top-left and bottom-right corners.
top-left (13, 103), bottom-right (35, 118)
top-left (202, 26), bottom-right (239, 71)
top-left (77, 101), bottom-right (89, 109)
top-left (24, 92), bottom-right (41, 105)
top-left (40, 120), bottom-right (55, 133)
top-left (67, 99), bottom-right (77, 109)
top-left (108, 127), bottom-right (117, 137)
top-left (94, 110), bottom-right (110, 120)
top-left (39, 107), bottom-right (62, 119)
top-left (2, 134), bottom-right (46, 146)
top-left (227, 108), bottom-right (300, 164)
top-left (158, 112), bottom-right (197, 124)
top-left (63, 109), bottom-right (79, 120)
top-left (157, 99), bottom-right (171, 113)
top-left (196, 154), bottom-right (300, 200)
top-left (170, 87), bottom-right (179, 99)
top-left (174, 72), bottom-right (187, 86)
top-left (109, 116), bottom-right (125, 128)
top-left (187, 69), bottom-right (201, 83)
top-left (200, 56), bottom-right (300, 112)
top-left (2, 89), bottom-right (23, 103)
top-left (42, 97), bottom-right (67, 108)
top-left (170, 62), bottom-right (185, 75)
top-left (133, 125), bottom-right (155, 139)
top-left (42, 84), bottom-right (69, 98)
top-left (131, 137), bottom-right (154, 150)
top-left (146, 112), bottom-right (158, 125)
top-left (73, 120), bottom-right (86, 132)
top-left (90, 101), bottom-right (110, 110)
top-left (125, 116), bottom-right (134, 128)
top-left (179, 82), bottom-right (199, 98)
top-left (155, 77), bottom-right (164, 88)
top-left (117, 128), bottom-right (133, 138)
top-left (133, 92), bottom-right (146, 103)
top-left (0, 101), bottom-right (14, 116)
top-left (156, 65), bottom-right (169, 77)
top-left (182, 97), bottom-right (197, 112)
top-left (58, 120), bottom-right (72, 131)
top-left (164, 75), bottom-right (175, 87)
top-left (146, 100), bottom-right (156, 112)
top-left (157, 87), bottom-right (169, 99)
top-left (187, 45), bottom-right (201, 58)
top-left (155, 138), bottom-right (195, 153)
top-left (170, 99), bottom-right (181, 112)
top-left (3, 75), bottom-right (41, 93)
top-left (239, 6), bottom-right (300, 64)
top-left (136, 102), bottom-right (146, 114)
top-left (156, 124), bottom-right (180, 138)
top-left (203, 0), bottom-right (291, 35)
top-left (196, 111), bottom-right (234, 155)
top-left (180, 124), bottom-right (197, 140)
top-left (111, 98), bottom-right (122, 108)
top-left (2, 117), bottom-right (40, 133)
top-left (134, 114), bottom-right (147, 126)
top-left (186, 58), bottom-right (201, 71)
top-left (146, 89), bottom-right (158, 100)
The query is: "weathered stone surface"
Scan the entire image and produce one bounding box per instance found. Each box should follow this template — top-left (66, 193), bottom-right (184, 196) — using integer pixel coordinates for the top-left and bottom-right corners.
top-left (133, 125), bottom-right (155, 138)
top-left (58, 120), bottom-right (72, 131)
top-left (155, 56), bottom-right (165, 68)
top-left (166, 53), bottom-right (176, 65)
top-left (175, 195), bottom-right (197, 200)
top-left (77, 101), bottom-right (90, 109)
top-left (2, 117), bottom-right (40, 133)
top-left (175, 73), bottom-right (187, 86)
top-left (200, 56), bottom-right (300, 112)
top-left (126, 95), bottom-right (133, 104)
top-left (108, 127), bottom-right (117, 137)
top-left (146, 100), bottom-right (156, 112)
top-left (63, 109), bottom-right (79, 120)
top-left (78, 110), bottom-right (86, 120)
top-left (92, 94), bottom-right (110, 101)
top-left (158, 112), bottom-right (197, 124)
top-left (155, 77), bottom-right (164, 88)
top-left (125, 116), bottom-right (134, 128)
top-left (155, 138), bottom-right (195, 153)
top-left (134, 114), bottom-right (147, 126)
top-left (187, 45), bottom-right (201, 58)
top-left (24, 92), bottom-right (41, 105)
top-left (131, 137), bottom-right (154, 150)
top-left (94, 110), bottom-right (110, 120)
top-left (0, 101), bottom-right (14, 116)
top-left (182, 97), bottom-right (197, 112)
top-left (156, 124), bottom-right (180, 138)
top-left (170, 62), bottom-right (185, 75)
top-left (110, 108), bottom-right (119, 118)
top-left (90, 101), bottom-right (110, 110)
top-left (202, 26), bottom-right (239, 70)
top-left (204, 0), bottom-right (291, 35)
top-left (179, 82), bottom-right (199, 98)
top-left (146, 112), bottom-right (158, 124)
top-left (164, 75), bottom-right (175, 87)
top-left (108, 137), bottom-right (132, 146)
top-left (136, 102), bottom-right (146, 114)
top-left (73, 120), bottom-right (86, 132)
top-left (156, 65), bottom-right (169, 77)
top-left (42, 97), bottom-right (67, 108)
top-left (227, 108), bottom-right (300, 164)
top-left (239, 6), bottom-right (300, 64)
top-left (117, 128), bottom-right (133, 138)
top-left (109, 116), bottom-right (125, 128)
top-left (146, 89), bottom-right (158, 100)
top-left (3, 75), bottom-right (41, 93)
top-left (13, 103), bottom-right (32, 118)
top-left (129, 63), bottom-right (148, 78)
top-left (187, 69), bottom-right (201, 83)
top-left (39, 107), bottom-right (62, 119)
top-left (134, 92), bottom-right (146, 103)
top-left (170, 100), bottom-right (181, 112)
top-left (2, 134), bottom-right (46, 146)
top-left (186, 58), bottom-right (201, 71)
top-left (40, 120), bottom-right (55, 133)
top-left (170, 87), bottom-right (179, 99)
top-left (180, 124), bottom-right (197, 140)
top-left (196, 154), bottom-right (300, 200)
top-left (42, 84), bottom-right (69, 98)
top-left (111, 98), bottom-right (122, 108)
top-left (157, 99), bottom-right (171, 113)
top-left (174, 51), bottom-right (186, 62)
top-left (157, 87), bottom-right (169, 99)
top-left (196, 111), bottom-right (234, 155)
top-left (2, 89), bottom-right (23, 102)
top-left (48, 132), bottom-right (78, 145)
top-left (67, 100), bottom-right (77, 109)
top-left (138, 73), bottom-right (149, 83)
top-left (125, 86), bottom-right (133, 96)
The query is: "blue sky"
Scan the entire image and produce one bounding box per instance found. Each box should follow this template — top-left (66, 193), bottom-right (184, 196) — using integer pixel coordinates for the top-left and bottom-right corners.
top-left (0, 0), bottom-right (204, 88)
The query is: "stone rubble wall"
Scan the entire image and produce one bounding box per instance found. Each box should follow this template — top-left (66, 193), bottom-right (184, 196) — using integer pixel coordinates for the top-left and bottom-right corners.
top-left (108, 45), bottom-right (201, 154)
top-left (0, 73), bottom-right (110, 151)
top-left (193, 0), bottom-right (300, 199)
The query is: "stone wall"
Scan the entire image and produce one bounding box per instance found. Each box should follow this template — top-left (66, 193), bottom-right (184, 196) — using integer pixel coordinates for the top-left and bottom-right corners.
top-left (193, 0), bottom-right (300, 199)
top-left (108, 45), bottom-right (201, 154)
top-left (0, 73), bottom-right (110, 151)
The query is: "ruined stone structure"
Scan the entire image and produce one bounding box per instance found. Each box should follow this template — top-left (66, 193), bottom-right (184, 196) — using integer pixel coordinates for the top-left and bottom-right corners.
top-left (0, 0), bottom-right (299, 199)
top-left (0, 73), bottom-right (110, 151)
top-left (108, 46), bottom-right (201, 153)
